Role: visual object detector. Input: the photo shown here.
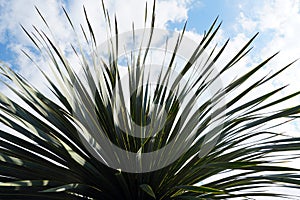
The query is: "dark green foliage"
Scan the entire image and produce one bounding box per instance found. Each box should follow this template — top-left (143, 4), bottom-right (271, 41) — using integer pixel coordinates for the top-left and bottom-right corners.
top-left (0, 1), bottom-right (300, 199)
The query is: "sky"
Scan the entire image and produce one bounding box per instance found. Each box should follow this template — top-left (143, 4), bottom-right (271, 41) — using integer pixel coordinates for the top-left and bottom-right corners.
top-left (0, 0), bottom-right (300, 197)
top-left (0, 0), bottom-right (299, 135)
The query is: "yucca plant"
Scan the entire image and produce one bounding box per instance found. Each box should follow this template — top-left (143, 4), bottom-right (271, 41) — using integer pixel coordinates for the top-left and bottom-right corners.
top-left (0, 1), bottom-right (300, 199)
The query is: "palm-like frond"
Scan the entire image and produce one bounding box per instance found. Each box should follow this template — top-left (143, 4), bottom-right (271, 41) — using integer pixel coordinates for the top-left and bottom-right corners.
top-left (0, 1), bottom-right (300, 199)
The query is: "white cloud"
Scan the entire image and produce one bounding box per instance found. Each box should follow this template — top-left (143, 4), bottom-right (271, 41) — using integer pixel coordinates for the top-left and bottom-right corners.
top-left (0, 0), bottom-right (193, 93)
top-left (235, 0), bottom-right (300, 113)
top-left (233, 0), bottom-right (300, 181)
top-left (0, 0), bottom-right (69, 45)
top-left (237, 12), bottom-right (258, 32)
